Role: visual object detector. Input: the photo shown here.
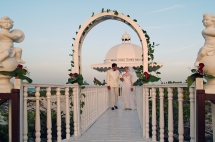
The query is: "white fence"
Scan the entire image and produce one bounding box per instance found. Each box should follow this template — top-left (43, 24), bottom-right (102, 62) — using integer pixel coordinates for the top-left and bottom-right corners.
top-left (20, 83), bottom-right (110, 142)
top-left (135, 84), bottom-right (195, 142)
top-left (80, 86), bottom-right (110, 134)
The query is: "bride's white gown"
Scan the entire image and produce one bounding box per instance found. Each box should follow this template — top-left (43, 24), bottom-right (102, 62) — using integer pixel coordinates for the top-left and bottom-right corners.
top-left (122, 73), bottom-right (136, 110)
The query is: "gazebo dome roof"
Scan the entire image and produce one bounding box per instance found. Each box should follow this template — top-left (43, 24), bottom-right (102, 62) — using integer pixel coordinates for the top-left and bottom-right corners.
top-left (104, 42), bottom-right (142, 64)
top-left (91, 33), bottom-right (162, 72)
top-left (121, 32), bottom-right (131, 41)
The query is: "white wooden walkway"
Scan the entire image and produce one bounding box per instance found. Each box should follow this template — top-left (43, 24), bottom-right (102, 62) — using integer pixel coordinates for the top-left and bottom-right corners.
top-left (73, 98), bottom-right (149, 142)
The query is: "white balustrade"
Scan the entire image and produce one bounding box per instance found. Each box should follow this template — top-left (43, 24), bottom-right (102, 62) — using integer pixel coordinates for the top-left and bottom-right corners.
top-left (145, 88), bottom-right (150, 138)
top-left (19, 83), bottom-right (197, 142)
top-left (167, 87), bottom-right (174, 142)
top-left (159, 88), bottom-right (164, 142)
top-left (189, 87), bottom-right (195, 142)
top-left (80, 86), bottom-right (110, 134)
top-left (46, 87), bottom-right (52, 142)
top-left (178, 88), bottom-right (184, 142)
top-left (56, 87), bottom-right (62, 141)
top-left (135, 84), bottom-right (196, 142)
top-left (35, 87), bottom-right (41, 142)
top-left (23, 86), bottom-right (28, 142)
top-left (151, 88), bottom-right (157, 142)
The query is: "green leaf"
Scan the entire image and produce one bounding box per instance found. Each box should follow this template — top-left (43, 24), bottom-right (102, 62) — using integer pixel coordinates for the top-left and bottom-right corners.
top-left (69, 54), bottom-right (73, 56)
top-left (133, 19), bottom-right (137, 22)
top-left (148, 75), bottom-right (160, 82)
top-left (156, 72), bottom-right (161, 74)
top-left (82, 93), bottom-right (86, 98)
top-left (81, 86), bottom-right (85, 89)
top-left (204, 74), bottom-right (215, 79)
top-left (114, 11), bottom-right (118, 15)
top-left (68, 69), bottom-right (71, 71)
top-left (187, 75), bottom-right (195, 87)
top-left (191, 69), bottom-right (197, 73)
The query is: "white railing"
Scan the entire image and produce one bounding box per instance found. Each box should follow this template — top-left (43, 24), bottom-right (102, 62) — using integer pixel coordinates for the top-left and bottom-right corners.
top-left (135, 84), bottom-right (195, 142)
top-left (20, 83), bottom-right (110, 142)
top-left (80, 86), bottom-right (110, 134)
top-left (22, 83), bottom-right (76, 142)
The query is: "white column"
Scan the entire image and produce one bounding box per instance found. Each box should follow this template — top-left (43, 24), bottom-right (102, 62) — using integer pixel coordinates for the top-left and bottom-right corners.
top-left (35, 87), bottom-right (41, 142)
top-left (189, 87), bottom-right (195, 142)
top-left (73, 86), bottom-right (81, 138)
top-left (178, 88), bottom-right (184, 142)
top-left (65, 87), bottom-right (70, 140)
top-left (56, 87), bottom-right (62, 141)
top-left (151, 88), bottom-right (157, 142)
top-left (159, 88), bottom-right (164, 142)
top-left (23, 86), bottom-right (28, 142)
top-left (167, 87), bottom-right (174, 142)
top-left (145, 88), bottom-right (149, 138)
top-left (46, 87), bottom-right (52, 142)
top-left (96, 88), bottom-right (98, 119)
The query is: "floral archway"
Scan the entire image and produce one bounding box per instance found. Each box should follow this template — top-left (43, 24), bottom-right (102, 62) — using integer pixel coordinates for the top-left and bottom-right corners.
top-left (72, 10), bottom-right (149, 74)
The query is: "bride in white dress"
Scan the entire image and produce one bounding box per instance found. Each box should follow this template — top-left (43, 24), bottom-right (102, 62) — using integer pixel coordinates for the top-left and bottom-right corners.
top-left (121, 66), bottom-right (137, 110)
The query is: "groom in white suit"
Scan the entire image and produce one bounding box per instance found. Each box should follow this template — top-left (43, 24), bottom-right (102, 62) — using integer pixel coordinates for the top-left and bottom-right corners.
top-left (106, 63), bottom-right (120, 110)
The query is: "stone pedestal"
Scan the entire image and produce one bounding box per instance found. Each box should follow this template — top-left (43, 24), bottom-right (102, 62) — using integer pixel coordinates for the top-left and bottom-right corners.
top-left (0, 75), bottom-right (13, 93)
top-left (0, 57), bottom-right (18, 93)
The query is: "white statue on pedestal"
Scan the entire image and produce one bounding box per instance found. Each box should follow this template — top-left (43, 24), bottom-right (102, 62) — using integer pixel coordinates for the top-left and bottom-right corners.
top-left (0, 16), bottom-right (25, 93)
top-left (195, 14), bottom-right (215, 67)
top-left (195, 13), bottom-right (215, 141)
top-left (194, 14), bottom-right (215, 89)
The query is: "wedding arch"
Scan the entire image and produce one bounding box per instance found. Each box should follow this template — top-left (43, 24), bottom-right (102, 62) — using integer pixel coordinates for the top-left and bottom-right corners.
top-left (73, 10), bottom-right (148, 74)
top-left (73, 10), bottom-right (148, 73)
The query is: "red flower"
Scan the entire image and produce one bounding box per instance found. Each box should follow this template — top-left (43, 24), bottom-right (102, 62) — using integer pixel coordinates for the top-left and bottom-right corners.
top-left (198, 69), bottom-right (203, 74)
top-left (94, 77), bottom-right (96, 80)
top-left (69, 73), bottom-right (73, 77)
top-left (103, 80), bottom-right (105, 82)
top-left (74, 73), bottom-right (78, 77)
top-left (199, 63), bottom-right (205, 69)
top-left (146, 74), bottom-right (150, 79)
top-left (144, 72), bottom-right (148, 75)
top-left (17, 64), bottom-right (23, 69)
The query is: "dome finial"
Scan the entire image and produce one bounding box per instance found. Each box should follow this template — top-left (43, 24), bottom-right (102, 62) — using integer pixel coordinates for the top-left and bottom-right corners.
top-left (121, 32), bottom-right (131, 42)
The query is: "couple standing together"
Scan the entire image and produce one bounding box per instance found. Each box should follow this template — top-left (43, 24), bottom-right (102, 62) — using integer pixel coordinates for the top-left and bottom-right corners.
top-left (106, 63), bottom-right (136, 110)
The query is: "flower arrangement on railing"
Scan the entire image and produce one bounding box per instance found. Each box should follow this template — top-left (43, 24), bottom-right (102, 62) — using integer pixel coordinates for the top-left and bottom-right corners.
top-left (187, 63), bottom-right (215, 87)
top-left (66, 72), bottom-right (86, 114)
top-left (133, 69), bottom-right (160, 86)
top-left (0, 64), bottom-right (32, 83)
top-left (67, 41), bottom-right (86, 113)
top-left (93, 78), bottom-right (106, 86)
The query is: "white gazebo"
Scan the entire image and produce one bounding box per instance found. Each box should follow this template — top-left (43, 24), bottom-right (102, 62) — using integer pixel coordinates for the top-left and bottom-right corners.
top-left (91, 32), bottom-right (162, 72)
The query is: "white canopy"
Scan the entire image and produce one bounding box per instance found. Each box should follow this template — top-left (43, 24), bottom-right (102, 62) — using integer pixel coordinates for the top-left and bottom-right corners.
top-left (91, 33), bottom-right (163, 72)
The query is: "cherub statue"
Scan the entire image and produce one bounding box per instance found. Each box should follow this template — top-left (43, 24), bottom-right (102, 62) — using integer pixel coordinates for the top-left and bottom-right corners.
top-left (0, 16), bottom-right (25, 67)
top-left (195, 13), bottom-right (215, 66)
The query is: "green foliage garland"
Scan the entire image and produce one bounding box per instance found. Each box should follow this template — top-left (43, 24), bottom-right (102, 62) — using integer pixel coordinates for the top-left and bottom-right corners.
top-left (0, 64), bottom-right (32, 83)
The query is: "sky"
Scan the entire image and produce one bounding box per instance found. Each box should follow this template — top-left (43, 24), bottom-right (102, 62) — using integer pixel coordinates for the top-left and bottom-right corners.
top-left (0, 1), bottom-right (215, 85)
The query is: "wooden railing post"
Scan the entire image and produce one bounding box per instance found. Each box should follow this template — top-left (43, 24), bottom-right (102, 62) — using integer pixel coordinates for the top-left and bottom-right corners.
top-left (0, 89), bottom-right (20, 142)
top-left (195, 77), bottom-right (205, 142)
